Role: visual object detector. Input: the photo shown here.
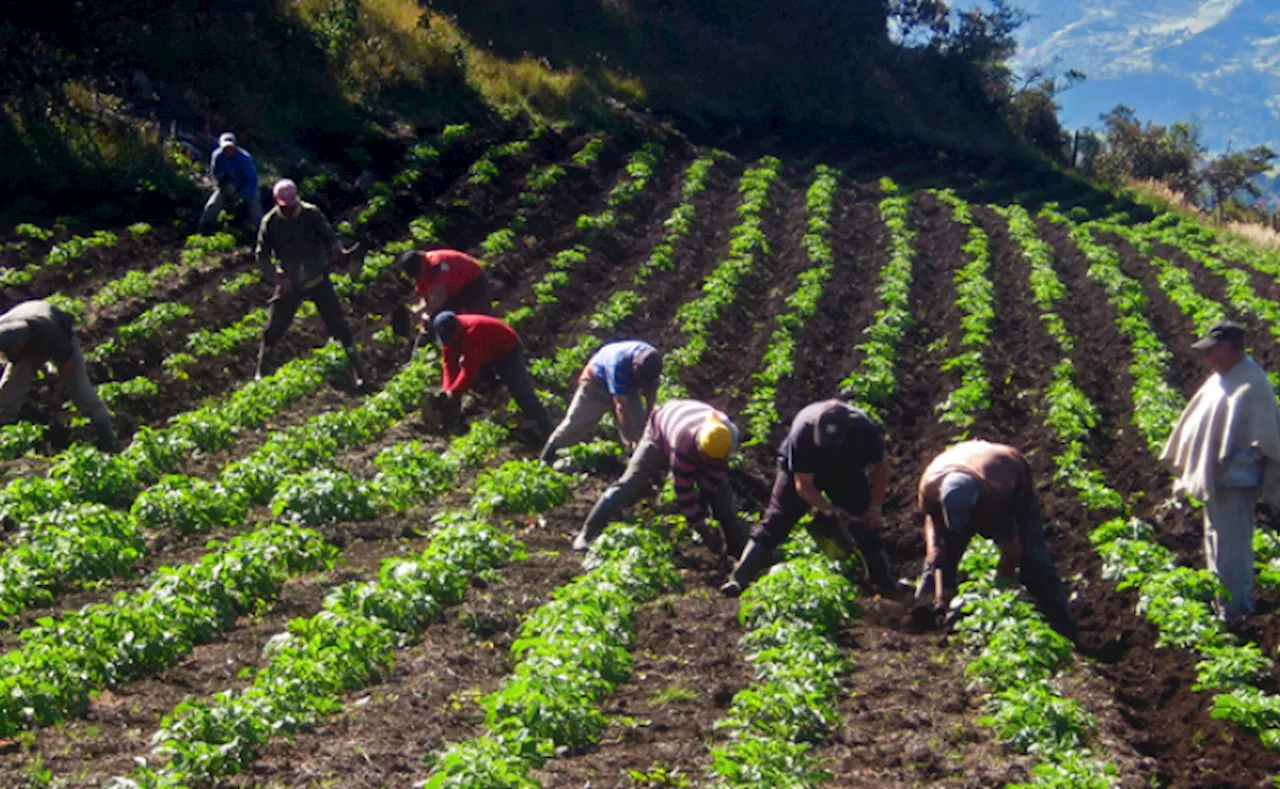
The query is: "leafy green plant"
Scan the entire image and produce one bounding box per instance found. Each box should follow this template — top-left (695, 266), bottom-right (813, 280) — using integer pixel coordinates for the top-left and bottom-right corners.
top-left (270, 469), bottom-right (376, 526)
top-left (472, 460), bottom-right (572, 516)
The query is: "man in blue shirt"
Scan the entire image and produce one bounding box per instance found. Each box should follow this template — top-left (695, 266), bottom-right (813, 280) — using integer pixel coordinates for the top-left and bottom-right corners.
top-left (198, 132), bottom-right (262, 233)
top-left (539, 340), bottom-right (661, 463)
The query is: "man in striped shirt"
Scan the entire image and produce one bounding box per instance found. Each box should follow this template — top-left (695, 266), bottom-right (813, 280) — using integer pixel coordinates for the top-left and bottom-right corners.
top-left (573, 399), bottom-right (748, 556)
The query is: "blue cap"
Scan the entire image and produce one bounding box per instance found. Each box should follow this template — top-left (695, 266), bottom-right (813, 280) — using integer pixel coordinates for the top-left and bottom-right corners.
top-left (939, 471), bottom-right (979, 535)
top-left (433, 311), bottom-right (460, 344)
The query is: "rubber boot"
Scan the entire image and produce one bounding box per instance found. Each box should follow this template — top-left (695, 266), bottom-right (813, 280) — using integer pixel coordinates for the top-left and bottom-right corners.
top-left (860, 534), bottom-right (906, 600)
top-left (94, 419), bottom-right (118, 454)
top-left (722, 516), bottom-right (749, 560)
top-left (255, 339), bottom-right (275, 381)
top-left (720, 539), bottom-right (774, 597)
top-left (573, 487), bottom-right (620, 551)
top-left (344, 343), bottom-right (372, 392)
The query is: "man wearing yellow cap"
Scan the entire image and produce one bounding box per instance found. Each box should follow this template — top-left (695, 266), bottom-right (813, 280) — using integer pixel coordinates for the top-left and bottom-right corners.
top-left (573, 399), bottom-right (748, 555)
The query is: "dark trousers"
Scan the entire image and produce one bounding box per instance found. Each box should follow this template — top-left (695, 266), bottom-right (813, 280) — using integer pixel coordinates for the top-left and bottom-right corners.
top-left (264, 277), bottom-right (353, 348)
top-left (490, 344), bottom-right (554, 436)
top-left (752, 467), bottom-right (871, 553)
top-left (442, 276), bottom-right (495, 316)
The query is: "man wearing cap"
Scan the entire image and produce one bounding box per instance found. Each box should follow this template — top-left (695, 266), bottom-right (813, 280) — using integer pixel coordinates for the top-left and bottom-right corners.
top-left (573, 399), bottom-right (749, 557)
top-left (255, 178), bottom-right (370, 388)
top-left (539, 340), bottom-right (662, 464)
top-left (915, 440), bottom-right (1076, 638)
top-left (722, 399), bottom-right (900, 598)
top-left (433, 311), bottom-right (553, 436)
top-left (198, 132), bottom-right (262, 233)
top-left (399, 249), bottom-right (494, 320)
top-left (1162, 321), bottom-right (1280, 622)
top-left (0, 300), bottom-right (115, 452)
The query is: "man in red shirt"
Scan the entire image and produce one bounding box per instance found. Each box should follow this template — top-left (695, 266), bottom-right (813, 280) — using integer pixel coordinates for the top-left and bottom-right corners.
top-left (399, 249), bottom-right (494, 325)
top-left (433, 311), bottom-right (553, 437)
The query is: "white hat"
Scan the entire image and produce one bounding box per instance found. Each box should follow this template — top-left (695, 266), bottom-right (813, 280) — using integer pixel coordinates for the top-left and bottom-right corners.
top-left (272, 178), bottom-right (300, 207)
top-left (218, 132), bottom-right (237, 148)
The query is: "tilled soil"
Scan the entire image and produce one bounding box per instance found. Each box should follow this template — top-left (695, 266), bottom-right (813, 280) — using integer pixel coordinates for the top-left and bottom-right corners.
top-left (0, 137), bottom-right (1278, 788)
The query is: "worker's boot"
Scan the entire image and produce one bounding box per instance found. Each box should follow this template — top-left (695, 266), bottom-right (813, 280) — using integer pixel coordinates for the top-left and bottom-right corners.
top-left (860, 533), bottom-right (907, 600)
top-left (573, 488), bottom-right (620, 551)
top-left (255, 340), bottom-right (275, 381)
top-left (720, 539), bottom-right (773, 598)
top-left (344, 343), bottom-right (372, 392)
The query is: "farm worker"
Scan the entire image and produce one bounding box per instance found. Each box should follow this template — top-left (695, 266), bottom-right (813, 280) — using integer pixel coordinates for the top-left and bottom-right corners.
top-left (398, 249), bottom-right (495, 321)
top-left (255, 178), bottom-right (370, 388)
top-left (197, 132), bottom-right (262, 233)
top-left (721, 399), bottom-right (900, 598)
top-left (915, 440), bottom-right (1076, 639)
top-left (1161, 321), bottom-right (1280, 622)
top-left (573, 399), bottom-right (749, 557)
top-left (538, 340), bottom-right (662, 464)
top-left (0, 300), bottom-right (115, 452)
top-left (432, 311), bottom-right (554, 437)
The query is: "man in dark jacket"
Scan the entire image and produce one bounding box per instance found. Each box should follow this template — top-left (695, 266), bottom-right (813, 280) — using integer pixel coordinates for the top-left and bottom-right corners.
top-left (255, 179), bottom-right (369, 388)
top-left (722, 399), bottom-right (900, 598)
top-left (0, 300), bottom-right (115, 451)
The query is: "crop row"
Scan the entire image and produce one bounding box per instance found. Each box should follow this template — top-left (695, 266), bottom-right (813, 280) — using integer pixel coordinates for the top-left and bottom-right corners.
top-left (839, 178), bottom-right (914, 418)
top-left (1031, 207), bottom-right (1280, 756)
top-left (424, 520), bottom-right (680, 788)
top-left (527, 153), bottom-right (724, 406)
top-left (117, 452), bottom-right (565, 787)
top-left (711, 536), bottom-right (857, 788)
top-left (0, 228), bottom-right (123, 288)
top-left (506, 142), bottom-right (666, 329)
top-left (660, 156), bottom-right (781, 400)
top-left (741, 165), bottom-right (839, 447)
top-left (931, 189), bottom-right (994, 432)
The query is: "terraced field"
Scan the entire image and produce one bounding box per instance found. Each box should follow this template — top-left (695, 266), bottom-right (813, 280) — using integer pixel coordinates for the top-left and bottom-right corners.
top-left (0, 121), bottom-right (1277, 789)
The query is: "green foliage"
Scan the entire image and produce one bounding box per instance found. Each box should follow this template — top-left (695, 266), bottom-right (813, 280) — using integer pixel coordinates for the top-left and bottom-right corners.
top-left (14, 223), bottom-right (53, 241)
top-left (482, 227), bottom-right (517, 258)
top-left (472, 459), bottom-right (572, 516)
top-left (840, 179), bottom-right (913, 417)
top-left (370, 441), bottom-right (458, 511)
top-left (571, 136), bottom-right (605, 167)
top-left (218, 271), bottom-right (259, 294)
top-left (130, 476), bottom-right (246, 533)
top-left (270, 469), bottom-right (376, 526)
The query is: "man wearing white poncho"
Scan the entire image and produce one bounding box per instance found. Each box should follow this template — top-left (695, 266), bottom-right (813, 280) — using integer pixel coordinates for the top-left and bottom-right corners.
top-left (1161, 321), bottom-right (1280, 621)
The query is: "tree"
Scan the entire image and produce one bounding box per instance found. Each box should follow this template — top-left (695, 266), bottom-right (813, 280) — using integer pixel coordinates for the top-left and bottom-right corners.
top-left (1091, 105), bottom-right (1204, 197)
top-left (1202, 146), bottom-right (1278, 222)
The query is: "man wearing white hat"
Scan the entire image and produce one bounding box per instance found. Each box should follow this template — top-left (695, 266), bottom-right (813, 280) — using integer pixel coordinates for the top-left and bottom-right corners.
top-left (198, 132), bottom-right (262, 233)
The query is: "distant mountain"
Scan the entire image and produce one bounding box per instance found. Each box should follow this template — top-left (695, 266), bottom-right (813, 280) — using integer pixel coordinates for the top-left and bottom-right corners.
top-left (1009, 0), bottom-right (1279, 154)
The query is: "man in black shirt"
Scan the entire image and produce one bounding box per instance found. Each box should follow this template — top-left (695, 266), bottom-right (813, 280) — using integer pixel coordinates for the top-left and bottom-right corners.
top-left (722, 399), bottom-right (901, 597)
top-left (0, 300), bottom-right (115, 451)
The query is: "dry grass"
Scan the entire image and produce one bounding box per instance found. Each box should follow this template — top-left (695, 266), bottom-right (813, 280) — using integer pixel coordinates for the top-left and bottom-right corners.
top-left (1225, 220), bottom-right (1280, 251)
top-left (1122, 177), bottom-right (1204, 217)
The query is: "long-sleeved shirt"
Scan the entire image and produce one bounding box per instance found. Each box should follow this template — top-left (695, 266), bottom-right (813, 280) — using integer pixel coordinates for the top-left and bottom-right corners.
top-left (441, 315), bottom-right (520, 395)
top-left (0, 300), bottom-right (76, 364)
top-left (210, 147), bottom-right (258, 200)
top-left (651, 400), bottom-right (739, 522)
top-left (414, 250), bottom-right (485, 299)
top-left (256, 202), bottom-right (339, 284)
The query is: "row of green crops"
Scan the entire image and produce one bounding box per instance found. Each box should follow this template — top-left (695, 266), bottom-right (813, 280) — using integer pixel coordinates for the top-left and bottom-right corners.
top-left (839, 178), bottom-right (911, 418)
top-left (0, 524), bottom-right (337, 735)
top-left (527, 153), bottom-right (724, 402)
top-left (953, 540), bottom-right (1118, 787)
top-left (993, 205), bottom-right (1124, 513)
top-left (0, 229), bottom-right (120, 288)
top-left (85, 302), bottom-right (194, 363)
top-left (337, 124), bottom-right (471, 233)
top-left (931, 190), bottom-right (995, 432)
top-left (660, 155), bottom-right (782, 400)
top-left (1042, 207), bottom-right (1186, 455)
top-left (506, 142), bottom-right (666, 327)
top-left (710, 537), bottom-right (858, 788)
top-left (424, 520), bottom-right (680, 788)
top-left (1023, 209), bottom-right (1280, 758)
top-left (480, 136), bottom-right (604, 259)
top-left (741, 165), bottom-right (840, 448)
top-left (115, 435), bottom-right (556, 787)
top-left (0, 347), bottom-right (436, 623)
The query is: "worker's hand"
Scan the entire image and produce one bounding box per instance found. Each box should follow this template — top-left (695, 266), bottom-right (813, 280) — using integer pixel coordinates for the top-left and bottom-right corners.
top-left (276, 275), bottom-right (294, 297)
